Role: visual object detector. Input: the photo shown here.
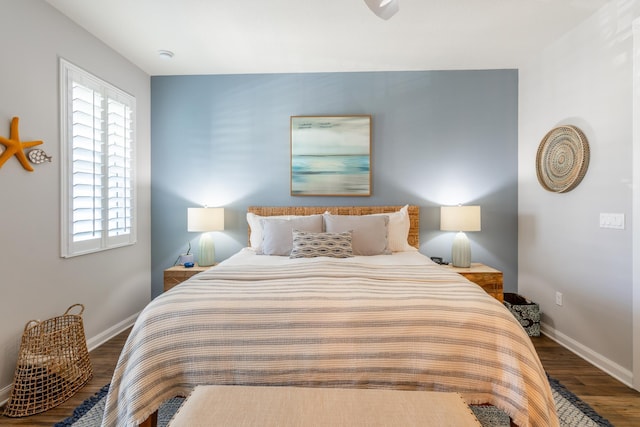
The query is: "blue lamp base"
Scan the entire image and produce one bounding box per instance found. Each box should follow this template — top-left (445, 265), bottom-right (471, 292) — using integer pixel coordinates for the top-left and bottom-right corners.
top-left (199, 232), bottom-right (216, 266)
top-left (451, 231), bottom-right (471, 268)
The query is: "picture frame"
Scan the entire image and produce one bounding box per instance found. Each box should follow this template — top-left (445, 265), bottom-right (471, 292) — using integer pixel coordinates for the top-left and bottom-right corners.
top-left (290, 115), bottom-right (371, 196)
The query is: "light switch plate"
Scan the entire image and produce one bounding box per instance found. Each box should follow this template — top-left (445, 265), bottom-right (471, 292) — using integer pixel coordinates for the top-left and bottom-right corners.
top-left (600, 213), bottom-right (625, 229)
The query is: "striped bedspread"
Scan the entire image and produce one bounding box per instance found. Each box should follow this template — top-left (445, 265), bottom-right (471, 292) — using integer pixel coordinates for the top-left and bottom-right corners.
top-left (102, 260), bottom-right (558, 427)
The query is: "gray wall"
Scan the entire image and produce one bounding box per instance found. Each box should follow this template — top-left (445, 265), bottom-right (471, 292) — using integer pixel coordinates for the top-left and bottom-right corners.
top-left (0, 0), bottom-right (151, 401)
top-left (151, 70), bottom-right (518, 298)
top-left (519, 1), bottom-right (640, 384)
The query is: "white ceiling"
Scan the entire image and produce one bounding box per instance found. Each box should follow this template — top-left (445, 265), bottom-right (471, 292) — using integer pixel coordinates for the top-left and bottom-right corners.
top-left (45, 0), bottom-right (610, 76)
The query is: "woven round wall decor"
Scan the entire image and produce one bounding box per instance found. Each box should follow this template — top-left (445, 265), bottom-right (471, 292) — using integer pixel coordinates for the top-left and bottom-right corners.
top-left (536, 125), bottom-right (590, 193)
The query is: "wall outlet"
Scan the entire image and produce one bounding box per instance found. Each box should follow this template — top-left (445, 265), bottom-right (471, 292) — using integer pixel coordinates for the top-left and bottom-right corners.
top-left (555, 291), bottom-right (563, 306)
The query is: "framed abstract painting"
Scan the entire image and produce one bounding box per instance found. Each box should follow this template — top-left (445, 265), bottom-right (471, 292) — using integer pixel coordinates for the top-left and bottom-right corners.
top-left (290, 115), bottom-right (371, 196)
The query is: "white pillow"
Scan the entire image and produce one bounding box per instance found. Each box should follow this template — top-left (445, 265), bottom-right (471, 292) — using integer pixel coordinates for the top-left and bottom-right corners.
top-left (324, 214), bottom-right (391, 256)
top-left (247, 213), bottom-right (299, 248)
top-left (371, 205), bottom-right (412, 252)
top-left (248, 206), bottom-right (413, 252)
top-left (257, 215), bottom-right (324, 256)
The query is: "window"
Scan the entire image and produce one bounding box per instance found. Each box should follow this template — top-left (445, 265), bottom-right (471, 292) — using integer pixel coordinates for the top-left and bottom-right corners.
top-left (60, 59), bottom-right (136, 257)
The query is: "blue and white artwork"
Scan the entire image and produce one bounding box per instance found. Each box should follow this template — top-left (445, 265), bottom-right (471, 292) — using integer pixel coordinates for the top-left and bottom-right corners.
top-left (291, 116), bottom-right (371, 196)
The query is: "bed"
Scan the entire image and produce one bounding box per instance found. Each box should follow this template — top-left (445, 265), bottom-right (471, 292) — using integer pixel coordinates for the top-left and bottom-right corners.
top-left (101, 205), bottom-right (558, 427)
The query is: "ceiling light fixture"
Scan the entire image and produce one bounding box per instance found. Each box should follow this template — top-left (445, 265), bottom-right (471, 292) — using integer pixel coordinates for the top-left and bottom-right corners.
top-left (157, 50), bottom-right (174, 60)
top-left (364, 0), bottom-right (399, 20)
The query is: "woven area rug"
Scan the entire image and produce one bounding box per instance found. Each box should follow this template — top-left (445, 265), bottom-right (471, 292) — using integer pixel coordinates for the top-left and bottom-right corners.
top-left (55, 375), bottom-right (613, 427)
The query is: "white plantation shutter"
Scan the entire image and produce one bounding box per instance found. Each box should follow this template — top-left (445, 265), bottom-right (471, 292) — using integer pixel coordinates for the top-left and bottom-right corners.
top-left (106, 98), bottom-right (133, 238)
top-left (61, 59), bottom-right (136, 257)
top-left (71, 82), bottom-right (104, 243)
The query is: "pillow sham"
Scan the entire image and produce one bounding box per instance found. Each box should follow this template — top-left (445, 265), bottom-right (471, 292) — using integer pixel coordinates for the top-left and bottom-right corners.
top-left (247, 213), bottom-right (287, 248)
top-left (323, 214), bottom-right (391, 256)
top-left (290, 231), bottom-right (354, 259)
top-left (370, 204), bottom-right (412, 252)
top-left (257, 215), bottom-right (323, 256)
top-left (247, 213), bottom-right (319, 249)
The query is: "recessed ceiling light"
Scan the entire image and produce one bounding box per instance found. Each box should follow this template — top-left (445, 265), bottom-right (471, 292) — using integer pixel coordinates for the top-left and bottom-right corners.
top-left (158, 50), bottom-right (174, 60)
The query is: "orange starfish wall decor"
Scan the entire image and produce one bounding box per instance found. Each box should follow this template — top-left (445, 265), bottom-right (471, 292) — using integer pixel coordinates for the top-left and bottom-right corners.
top-left (0, 117), bottom-right (43, 172)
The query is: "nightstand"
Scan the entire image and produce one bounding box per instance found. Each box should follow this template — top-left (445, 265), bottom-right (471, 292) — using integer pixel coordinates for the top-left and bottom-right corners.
top-left (163, 264), bottom-right (211, 292)
top-left (442, 263), bottom-right (503, 302)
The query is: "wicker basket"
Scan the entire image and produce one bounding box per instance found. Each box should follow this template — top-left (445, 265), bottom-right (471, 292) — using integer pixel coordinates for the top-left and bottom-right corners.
top-left (3, 304), bottom-right (93, 417)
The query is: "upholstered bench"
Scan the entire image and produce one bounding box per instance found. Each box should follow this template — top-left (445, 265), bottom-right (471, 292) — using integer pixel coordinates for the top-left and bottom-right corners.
top-left (168, 385), bottom-right (481, 426)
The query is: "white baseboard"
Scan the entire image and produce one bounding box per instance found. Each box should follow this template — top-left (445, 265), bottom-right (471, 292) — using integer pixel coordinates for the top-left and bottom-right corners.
top-left (0, 312), bottom-right (140, 408)
top-left (541, 321), bottom-right (634, 388)
top-left (0, 383), bottom-right (12, 410)
top-left (86, 312), bottom-right (139, 352)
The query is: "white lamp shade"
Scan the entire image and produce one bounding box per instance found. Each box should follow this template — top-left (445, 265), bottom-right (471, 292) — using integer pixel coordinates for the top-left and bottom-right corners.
top-left (188, 208), bottom-right (225, 232)
top-left (440, 206), bottom-right (481, 232)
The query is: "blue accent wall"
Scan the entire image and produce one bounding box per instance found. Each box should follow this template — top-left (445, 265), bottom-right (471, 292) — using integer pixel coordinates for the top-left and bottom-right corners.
top-left (151, 70), bottom-right (518, 297)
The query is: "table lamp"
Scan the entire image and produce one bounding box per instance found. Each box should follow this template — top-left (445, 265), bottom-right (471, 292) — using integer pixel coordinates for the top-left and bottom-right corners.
top-left (440, 205), bottom-right (481, 268)
top-left (188, 207), bottom-right (225, 266)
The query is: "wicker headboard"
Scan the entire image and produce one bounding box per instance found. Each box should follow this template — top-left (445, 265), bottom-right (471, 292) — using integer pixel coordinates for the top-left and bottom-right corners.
top-left (247, 205), bottom-right (419, 249)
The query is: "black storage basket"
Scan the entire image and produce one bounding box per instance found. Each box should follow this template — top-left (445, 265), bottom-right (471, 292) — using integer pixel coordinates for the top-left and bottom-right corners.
top-left (503, 293), bottom-right (540, 337)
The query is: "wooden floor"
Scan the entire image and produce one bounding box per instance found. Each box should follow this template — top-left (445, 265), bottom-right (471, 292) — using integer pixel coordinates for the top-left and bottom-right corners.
top-left (534, 335), bottom-right (640, 426)
top-left (1, 329), bottom-right (639, 426)
top-left (0, 329), bottom-right (129, 426)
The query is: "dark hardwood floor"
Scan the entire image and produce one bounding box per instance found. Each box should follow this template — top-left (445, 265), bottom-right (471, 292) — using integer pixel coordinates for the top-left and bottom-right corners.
top-left (534, 334), bottom-right (640, 426)
top-left (0, 329), bottom-right (129, 426)
top-left (1, 329), bottom-right (639, 426)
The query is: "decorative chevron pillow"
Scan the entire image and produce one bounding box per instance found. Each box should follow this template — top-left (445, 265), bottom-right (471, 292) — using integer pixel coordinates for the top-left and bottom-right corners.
top-left (290, 231), bottom-right (354, 258)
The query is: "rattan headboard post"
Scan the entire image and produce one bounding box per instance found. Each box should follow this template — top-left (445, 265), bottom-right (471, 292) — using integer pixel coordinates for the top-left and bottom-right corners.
top-left (247, 205), bottom-right (419, 249)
